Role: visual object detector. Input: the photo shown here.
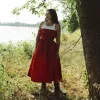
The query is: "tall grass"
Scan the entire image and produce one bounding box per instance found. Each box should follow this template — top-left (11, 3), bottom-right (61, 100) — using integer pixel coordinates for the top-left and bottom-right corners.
top-left (0, 29), bottom-right (89, 100)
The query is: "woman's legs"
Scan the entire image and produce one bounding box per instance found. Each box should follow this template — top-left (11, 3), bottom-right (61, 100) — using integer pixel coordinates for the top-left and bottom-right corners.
top-left (40, 82), bottom-right (61, 95)
top-left (40, 82), bottom-right (47, 95)
top-left (40, 82), bottom-right (46, 90)
top-left (39, 82), bottom-right (47, 100)
top-left (54, 82), bottom-right (61, 97)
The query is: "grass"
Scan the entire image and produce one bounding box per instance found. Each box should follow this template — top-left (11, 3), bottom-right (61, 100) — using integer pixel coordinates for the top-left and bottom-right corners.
top-left (0, 29), bottom-right (89, 100)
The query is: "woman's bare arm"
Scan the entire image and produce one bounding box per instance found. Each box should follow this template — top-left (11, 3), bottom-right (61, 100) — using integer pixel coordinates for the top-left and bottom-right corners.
top-left (35, 21), bottom-right (44, 49)
top-left (55, 24), bottom-right (61, 57)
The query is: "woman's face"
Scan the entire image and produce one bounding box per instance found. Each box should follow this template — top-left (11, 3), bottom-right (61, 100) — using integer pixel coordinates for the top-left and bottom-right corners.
top-left (45, 10), bottom-right (52, 21)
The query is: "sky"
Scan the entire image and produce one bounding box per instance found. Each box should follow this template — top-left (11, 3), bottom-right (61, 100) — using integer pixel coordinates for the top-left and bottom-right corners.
top-left (0, 0), bottom-right (63, 24)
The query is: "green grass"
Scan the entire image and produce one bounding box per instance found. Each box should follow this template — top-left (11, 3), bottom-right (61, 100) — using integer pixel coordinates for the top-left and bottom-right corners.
top-left (0, 29), bottom-right (89, 100)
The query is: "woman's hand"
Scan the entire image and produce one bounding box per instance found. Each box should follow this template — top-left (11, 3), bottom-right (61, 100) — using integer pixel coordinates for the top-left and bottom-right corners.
top-left (56, 52), bottom-right (59, 59)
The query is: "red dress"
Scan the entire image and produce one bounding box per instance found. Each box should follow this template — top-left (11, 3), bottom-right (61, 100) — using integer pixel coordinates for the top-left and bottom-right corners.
top-left (28, 24), bottom-right (62, 83)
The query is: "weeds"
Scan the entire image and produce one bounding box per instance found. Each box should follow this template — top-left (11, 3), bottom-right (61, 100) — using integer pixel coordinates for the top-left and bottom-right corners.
top-left (0, 29), bottom-right (88, 100)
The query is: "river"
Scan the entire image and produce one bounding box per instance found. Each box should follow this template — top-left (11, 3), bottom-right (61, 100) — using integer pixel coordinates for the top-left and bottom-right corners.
top-left (0, 26), bottom-right (38, 44)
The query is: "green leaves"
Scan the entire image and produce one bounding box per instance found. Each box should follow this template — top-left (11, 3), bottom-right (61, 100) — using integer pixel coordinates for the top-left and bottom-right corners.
top-left (12, 8), bottom-right (20, 16)
top-left (0, 64), bottom-right (4, 78)
top-left (60, 0), bottom-right (79, 33)
top-left (67, 11), bottom-right (79, 33)
top-left (12, 0), bottom-right (79, 33)
top-left (12, 0), bottom-right (59, 16)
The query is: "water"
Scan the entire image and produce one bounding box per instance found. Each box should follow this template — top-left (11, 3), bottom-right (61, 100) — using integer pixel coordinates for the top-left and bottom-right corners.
top-left (0, 26), bottom-right (38, 44)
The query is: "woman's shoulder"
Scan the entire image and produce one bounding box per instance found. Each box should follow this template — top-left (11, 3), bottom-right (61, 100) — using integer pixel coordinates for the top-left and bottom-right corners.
top-left (55, 23), bottom-right (61, 32)
top-left (39, 21), bottom-right (45, 28)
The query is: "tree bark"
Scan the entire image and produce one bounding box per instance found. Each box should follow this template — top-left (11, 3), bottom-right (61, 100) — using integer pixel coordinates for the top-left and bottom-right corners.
top-left (76, 0), bottom-right (100, 99)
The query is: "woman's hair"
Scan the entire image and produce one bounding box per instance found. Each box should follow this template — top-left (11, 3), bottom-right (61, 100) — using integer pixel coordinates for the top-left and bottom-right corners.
top-left (47, 9), bottom-right (59, 24)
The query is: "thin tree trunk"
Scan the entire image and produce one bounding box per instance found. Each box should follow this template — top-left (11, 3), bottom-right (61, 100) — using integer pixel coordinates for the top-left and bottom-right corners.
top-left (76, 0), bottom-right (100, 99)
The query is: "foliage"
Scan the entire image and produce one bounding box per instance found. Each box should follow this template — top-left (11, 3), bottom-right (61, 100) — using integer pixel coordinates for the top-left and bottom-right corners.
top-left (12, 0), bottom-right (79, 33)
top-left (0, 40), bottom-right (35, 100)
top-left (0, 64), bottom-right (4, 78)
top-left (66, 11), bottom-right (79, 33)
top-left (12, 0), bottom-right (58, 16)
top-left (21, 40), bottom-right (35, 59)
top-left (59, 0), bottom-right (79, 33)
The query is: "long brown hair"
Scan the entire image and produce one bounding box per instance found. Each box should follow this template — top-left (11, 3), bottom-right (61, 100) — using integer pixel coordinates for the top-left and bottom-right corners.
top-left (47, 9), bottom-right (59, 24)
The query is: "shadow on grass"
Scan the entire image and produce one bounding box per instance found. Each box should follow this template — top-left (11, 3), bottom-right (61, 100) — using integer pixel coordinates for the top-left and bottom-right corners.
top-left (31, 90), bottom-right (70, 100)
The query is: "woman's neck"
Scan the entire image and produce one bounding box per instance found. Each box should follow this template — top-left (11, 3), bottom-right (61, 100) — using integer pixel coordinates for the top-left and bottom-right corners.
top-left (46, 20), bottom-right (54, 26)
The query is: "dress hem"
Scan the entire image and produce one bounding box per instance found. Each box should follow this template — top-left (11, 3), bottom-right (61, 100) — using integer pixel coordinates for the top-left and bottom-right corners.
top-left (28, 74), bottom-right (63, 83)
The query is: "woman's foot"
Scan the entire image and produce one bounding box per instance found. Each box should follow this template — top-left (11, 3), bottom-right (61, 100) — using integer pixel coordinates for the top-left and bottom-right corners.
top-left (54, 82), bottom-right (62, 98)
top-left (39, 83), bottom-right (48, 100)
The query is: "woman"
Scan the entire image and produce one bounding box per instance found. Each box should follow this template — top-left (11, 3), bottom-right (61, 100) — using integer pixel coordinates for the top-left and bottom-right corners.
top-left (28, 9), bottom-right (62, 97)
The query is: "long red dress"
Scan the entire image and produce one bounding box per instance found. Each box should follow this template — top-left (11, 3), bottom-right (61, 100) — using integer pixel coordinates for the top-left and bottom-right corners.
top-left (28, 23), bottom-right (62, 83)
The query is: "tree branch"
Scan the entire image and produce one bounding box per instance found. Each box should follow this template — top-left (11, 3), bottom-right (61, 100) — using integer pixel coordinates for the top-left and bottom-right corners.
top-left (60, 35), bottom-right (82, 58)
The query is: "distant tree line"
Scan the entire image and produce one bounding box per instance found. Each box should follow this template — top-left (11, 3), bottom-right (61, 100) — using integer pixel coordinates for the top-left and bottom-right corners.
top-left (0, 22), bottom-right (39, 27)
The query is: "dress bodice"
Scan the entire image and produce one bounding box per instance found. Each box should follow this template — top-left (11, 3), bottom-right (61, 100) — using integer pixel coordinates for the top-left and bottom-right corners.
top-left (38, 22), bottom-right (57, 42)
top-left (42, 22), bottom-right (56, 30)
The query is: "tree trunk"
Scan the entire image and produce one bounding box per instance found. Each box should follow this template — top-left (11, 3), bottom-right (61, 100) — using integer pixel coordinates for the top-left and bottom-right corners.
top-left (76, 0), bottom-right (100, 99)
